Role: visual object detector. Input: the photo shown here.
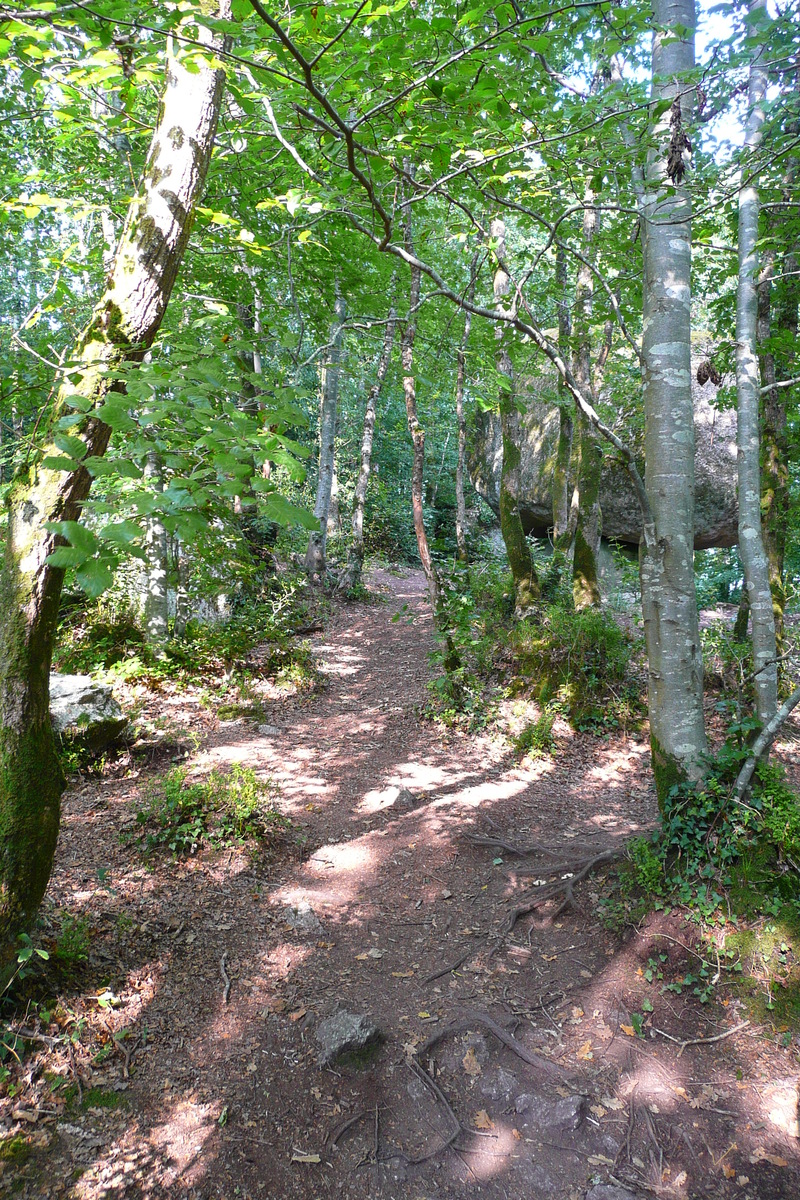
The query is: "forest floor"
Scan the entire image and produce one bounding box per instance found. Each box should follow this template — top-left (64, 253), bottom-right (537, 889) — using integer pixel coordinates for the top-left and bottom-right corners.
top-left (2, 567), bottom-right (800, 1200)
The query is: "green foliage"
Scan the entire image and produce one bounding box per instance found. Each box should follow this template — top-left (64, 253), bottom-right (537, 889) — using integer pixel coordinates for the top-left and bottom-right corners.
top-left (509, 605), bottom-right (640, 733)
top-left (53, 915), bottom-right (90, 971)
top-left (626, 836), bottom-right (666, 896)
top-left (513, 708), bottom-right (556, 759)
top-left (129, 765), bottom-right (288, 857)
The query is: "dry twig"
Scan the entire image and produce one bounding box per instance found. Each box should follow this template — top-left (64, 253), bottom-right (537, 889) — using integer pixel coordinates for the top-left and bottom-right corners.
top-left (651, 1020), bottom-right (750, 1058)
top-left (220, 951), bottom-right (232, 1004)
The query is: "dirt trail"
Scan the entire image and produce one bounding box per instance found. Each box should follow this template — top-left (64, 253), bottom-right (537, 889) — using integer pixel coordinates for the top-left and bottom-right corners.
top-left (7, 569), bottom-right (800, 1200)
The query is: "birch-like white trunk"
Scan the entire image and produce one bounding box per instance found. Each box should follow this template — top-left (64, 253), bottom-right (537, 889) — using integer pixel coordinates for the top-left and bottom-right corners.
top-left (736, 0), bottom-right (777, 725)
top-left (639, 0), bottom-right (708, 802)
top-left (0, 10), bottom-right (228, 959)
top-left (143, 449), bottom-right (169, 643)
top-left (340, 297), bottom-right (397, 591)
top-left (306, 294), bottom-right (346, 576)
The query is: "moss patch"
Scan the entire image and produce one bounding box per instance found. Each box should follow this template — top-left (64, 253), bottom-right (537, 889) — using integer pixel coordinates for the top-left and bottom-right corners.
top-left (81, 1086), bottom-right (130, 1111)
top-left (0, 1134), bottom-right (31, 1166)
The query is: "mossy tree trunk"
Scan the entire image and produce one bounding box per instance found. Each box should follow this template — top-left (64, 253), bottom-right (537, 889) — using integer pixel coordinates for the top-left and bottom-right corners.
top-left (492, 218), bottom-right (539, 613)
top-left (340, 290), bottom-right (397, 592)
top-left (736, 0), bottom-right (777, 726)
top-left (639, 0), bottom-right (708, 807)
top-left (455, 255), bottom-right (479, 563)
top-left (0, 13), bottom-right (228, 964)
top-left (306, 293), bottom-right (346, 578)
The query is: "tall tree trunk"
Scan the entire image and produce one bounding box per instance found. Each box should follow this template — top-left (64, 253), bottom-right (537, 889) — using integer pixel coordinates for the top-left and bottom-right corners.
top-left (639, 0), bottom-right (708, 805)
top-left (552, 242), bottom-right (573, 550)
top-left (758, 255), bottom-right (789, 653)
top-left (401, 185), bottom-right (440, 608)
top-left (455, 254), bottom-right (479, 562)
top-left (736, 0), bottom-right (777, 726)
top-left (492, 218), bottom-right (539, 614)
top-left (340, 295), bottom-right (397, 592)
top-left (143, 449), bottom-right (169, 643)
top-left (305, 293), bottom-right (346, 577)
top-left (0, 12), bottom-right (227, 962)
top-left (571, 194), bottom-right (602, 610)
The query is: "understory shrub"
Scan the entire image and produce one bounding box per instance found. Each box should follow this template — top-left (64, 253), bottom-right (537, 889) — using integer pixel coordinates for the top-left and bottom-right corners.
top-left (128, 765), bottom-right (289, 856)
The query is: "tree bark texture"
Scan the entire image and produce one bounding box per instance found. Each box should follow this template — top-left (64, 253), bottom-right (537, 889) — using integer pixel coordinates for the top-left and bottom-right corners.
top-left (571, 195), bottom-right (602, 610)
top-left (639, 0), bottom-right (708, 805)
top-left (492, 218), bottom-right (539, 613)
top-left (736, 0), bottom-right (777, 726)
top-left (0, 14), bottom-right (227, 961)
top-left (552, 241), bottom-right (573, 549)
top-left (455, 255), bottom-right (479, 563)
top-left (306, 293), bottom-right (346, 577)
top-left (340, 295), bottom-right (397, 591)
top-left (401, 189), bottom-right (440, 608)
top-left (143, 449), bottom-right (169, 643)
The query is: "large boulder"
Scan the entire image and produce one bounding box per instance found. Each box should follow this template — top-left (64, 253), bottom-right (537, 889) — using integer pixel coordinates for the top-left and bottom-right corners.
top-left (468, 371), bottom-right (737, 549)
top-left (49, 674), bottom-right (128, 754)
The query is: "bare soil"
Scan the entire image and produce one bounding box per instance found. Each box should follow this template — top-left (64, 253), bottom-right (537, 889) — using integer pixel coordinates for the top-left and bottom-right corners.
top-left (2, 568), bottom-right (799, 1200)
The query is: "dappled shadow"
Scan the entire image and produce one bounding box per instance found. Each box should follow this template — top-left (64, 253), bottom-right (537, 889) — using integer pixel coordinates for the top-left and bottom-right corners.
top-left (7, 568), bottom-right (799, 1199)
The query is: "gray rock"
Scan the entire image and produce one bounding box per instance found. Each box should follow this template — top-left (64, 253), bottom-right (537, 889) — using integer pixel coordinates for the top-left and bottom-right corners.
top-left (468, 368), bottom-right (737, 550)
top-left (283, 902), bottom-right (322, 934)
top-left (257, 724), bottom-right (282, 736)
top-left (390, 787), bottom-right (423, 813)
top-left (49, 674), bottom-right (127, 754)
top-left (315, 1011), bottom-right (382, 1066)
top-left (586, 1186), bottom-right (644, 1200)
top-left (514, 1092), bottom-right (586, 1132)
top-left (480, 1067), bottom-right (518, 1100)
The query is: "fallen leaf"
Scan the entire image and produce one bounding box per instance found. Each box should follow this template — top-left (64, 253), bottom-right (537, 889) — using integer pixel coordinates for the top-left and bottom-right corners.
top-left (673, 1170), bottom-right (687, 1187)
top-left (737, 1176), bottom-right (750, 1186)
top-left (576, 1040), bottom-right (594, 1061)
top-left (590, 1105), bottom-right (606, 1119)
top-left (288, 1007), bottom-right (307, 1022)
top-left (571, 1007), bottom-right (584, 1020)
top-left (10, 1109), bottom-right (38, 1124)
top-left (620, 1024), bottom-right (636, 1037)
top-left (246, 1062), bottom-right (257, 1074)
top-left (418, 1011), bottom-right (432, 1020)
top-left (749, 1148), bottom-right (789, 1167)
top-left (512, 1128), bottom-right (522, 1140)
top-left (291, 1151), bottom-right (321, 1163)
top-left (588, 1154), bottom-right (614, 1165)
top-left (442, 889), bottom-right (453, 899)
top-left (391, 970), bottom-right (415, 978)
top-left (462, 1047), bottom-right (482, 1076)
top-left (599, 1096), bottom-right (625, 1111)
top-left (473, 1110), bottom-right (494, 1130)
top-left (722, 1165), bottom-right (736, 1179)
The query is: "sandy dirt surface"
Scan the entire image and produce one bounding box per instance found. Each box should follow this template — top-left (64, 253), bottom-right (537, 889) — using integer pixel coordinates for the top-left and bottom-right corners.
top-left (2, 568), bottom-right (799, 1200)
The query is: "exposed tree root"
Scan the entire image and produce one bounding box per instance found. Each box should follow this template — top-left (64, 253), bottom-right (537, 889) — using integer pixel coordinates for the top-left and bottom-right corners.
top-left (503, 848), bottom-right (624, 932)
top-left (416, 1009), bottom-right (569, 1082)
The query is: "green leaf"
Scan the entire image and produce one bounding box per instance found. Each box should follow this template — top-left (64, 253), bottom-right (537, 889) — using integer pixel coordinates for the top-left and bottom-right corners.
top-left (76, 560), bottom-right (115, 598)
top-left (45, 521), bottom-right (99, 555)
top-left (46, 546), bottom-right (89, 568)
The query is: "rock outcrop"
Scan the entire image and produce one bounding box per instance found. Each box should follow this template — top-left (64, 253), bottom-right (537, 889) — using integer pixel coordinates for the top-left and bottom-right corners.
top-left (468, 372), bottom-right (737, 549)
top-left (49, 674), bottom-right (128, 754)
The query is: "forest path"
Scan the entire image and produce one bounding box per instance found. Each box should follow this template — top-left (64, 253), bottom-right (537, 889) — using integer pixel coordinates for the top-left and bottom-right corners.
top-left (27, 569), bottom-right (800, 1200)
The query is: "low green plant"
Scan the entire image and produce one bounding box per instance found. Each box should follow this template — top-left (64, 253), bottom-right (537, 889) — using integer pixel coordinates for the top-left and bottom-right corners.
top-left (513, 708), bottom-right (556, 758)
top-left (130, 764), bottom-right (288, 856)
top-left (626, 836), bottom-right (665, 896)
top-left (54, 915), bottom-right (90, 970)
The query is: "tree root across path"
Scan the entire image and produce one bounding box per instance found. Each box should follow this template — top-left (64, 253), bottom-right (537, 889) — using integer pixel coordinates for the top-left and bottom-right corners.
top-left (375, 1009), bottom-right (571, 1167)
top-left (465, 821), bottom-right (626, 931)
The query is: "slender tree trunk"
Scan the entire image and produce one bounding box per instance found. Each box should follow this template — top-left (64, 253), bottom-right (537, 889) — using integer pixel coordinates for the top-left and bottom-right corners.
top-left (143, 449), bottom-right (169, 643)
top-left (758, 255), bottom-right (789, 653)
top-left (401, 184), bottom-right (440, 608)
top-left (639, 0), bottom-right (708, 805)
top-left (455, 254), bottom-right (479, 562)
top-left (0, 12), bottom-right (228, 962)
top-left (571, 194), bottom-right (602, 611)
top-left (552, 242), bottom-right (573, 549)
top-left (340, 296), bottom-right (397, 592)
top-left (305, 293), bottom-right (346, 577)
top-left (492, 218), bottom-right (539, 613)
top-left (736, 0), bottom-right (777, 725)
